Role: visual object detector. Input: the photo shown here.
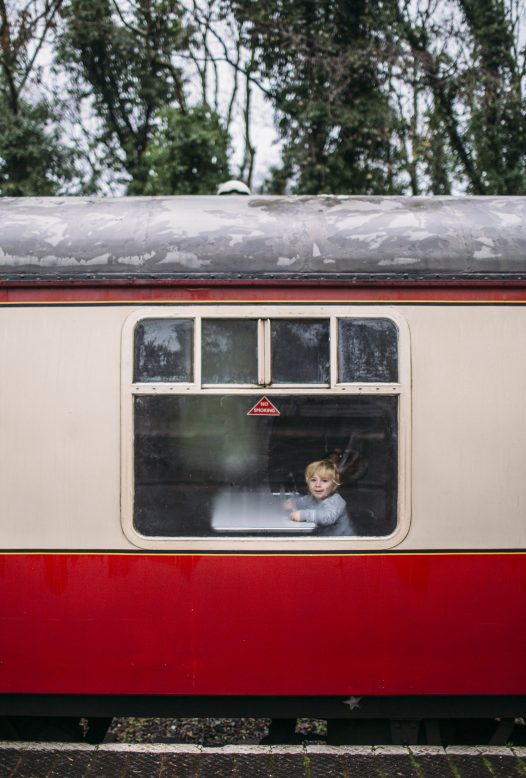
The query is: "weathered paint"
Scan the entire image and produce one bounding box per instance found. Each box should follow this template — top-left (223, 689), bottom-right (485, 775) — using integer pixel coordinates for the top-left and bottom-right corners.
top-left (1, 196), bottom-right (526, 280)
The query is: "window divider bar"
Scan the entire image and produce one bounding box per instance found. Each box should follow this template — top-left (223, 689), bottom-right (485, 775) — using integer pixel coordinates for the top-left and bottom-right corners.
top-left (131, 384), bottom-right (399, 394)
top-left (257, 319), bottom-right (266, 385)
top-left (264, 319), bottom-right (272, 386)
top-left (330, 316), bottom-right (338, 388)
top-left (257, 318), bottom-right (272, 386)
top-left (194, 316), bottom-right (202, 387)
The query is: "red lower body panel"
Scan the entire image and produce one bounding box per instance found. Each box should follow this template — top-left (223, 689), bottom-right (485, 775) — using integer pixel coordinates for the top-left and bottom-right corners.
top-left (0, 552), bottom-right (525, 696)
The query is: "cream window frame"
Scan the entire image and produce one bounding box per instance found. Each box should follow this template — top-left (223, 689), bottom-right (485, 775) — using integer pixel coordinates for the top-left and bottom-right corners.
top-left (121, 304), bottom-right (411, 551)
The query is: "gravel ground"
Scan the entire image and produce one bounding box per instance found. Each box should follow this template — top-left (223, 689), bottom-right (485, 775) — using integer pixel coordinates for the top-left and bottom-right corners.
top-left (105, 717), bottom-right (526, 747)
top-left (107, 717), bottom-right (327, 746)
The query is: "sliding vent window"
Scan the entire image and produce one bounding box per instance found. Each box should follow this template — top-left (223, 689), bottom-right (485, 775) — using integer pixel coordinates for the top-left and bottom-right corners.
top-left (134, 319), bottom-right (194, 382)
top-left (271, 320), bottom-right (330, 384)
top-left (202, 319), bottom-right (258, 384)
top-left (338, 319), bottom-right (398, 383)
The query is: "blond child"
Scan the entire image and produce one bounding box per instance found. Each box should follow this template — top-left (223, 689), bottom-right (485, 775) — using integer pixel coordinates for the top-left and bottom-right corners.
top-left (284, 459), bottom-right (353, 536)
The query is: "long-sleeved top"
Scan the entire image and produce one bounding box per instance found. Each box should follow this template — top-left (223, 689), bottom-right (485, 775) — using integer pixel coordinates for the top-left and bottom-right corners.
top-left (290, 492), bottom-right (354, 537)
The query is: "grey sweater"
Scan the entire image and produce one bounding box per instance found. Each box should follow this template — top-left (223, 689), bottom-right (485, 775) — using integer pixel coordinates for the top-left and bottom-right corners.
top-left (291, 492), bottom-right (354, 537)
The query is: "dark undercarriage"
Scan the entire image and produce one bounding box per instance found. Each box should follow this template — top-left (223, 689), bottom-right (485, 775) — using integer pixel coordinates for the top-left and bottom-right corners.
top-left (1, 694), bottom-right (525, 746)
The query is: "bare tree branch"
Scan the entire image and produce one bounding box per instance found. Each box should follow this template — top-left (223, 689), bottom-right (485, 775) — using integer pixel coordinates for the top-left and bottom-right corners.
top-left (111, 0), bottom-right (187, 112)
top-left (394, 1), bottom-right (486, 193)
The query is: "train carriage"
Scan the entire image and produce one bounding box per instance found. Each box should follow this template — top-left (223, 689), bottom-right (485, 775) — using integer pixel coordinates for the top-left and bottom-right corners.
top-left (1, 194), bottom-right (525, 744)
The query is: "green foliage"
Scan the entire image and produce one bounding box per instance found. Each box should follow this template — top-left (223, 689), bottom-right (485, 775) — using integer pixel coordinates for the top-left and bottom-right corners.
top-left (233, 0), bottom-right (404, 194)
top-left (143, 106), bottom-right (230, 195)
top-left (233, 0), bottom-right (526, 195)
top-left (424, 113), bottom-right (453, 196)
top-left (1, 0), bottom-right (524, 197)
top-left (57, 0), bottom-right (192, 192)
top-left (390, 0), bottom-right (526, 195)
top-left (0, 99), bottom-right (76, 196)
top-left (458, 0), bottom-right (526, 193)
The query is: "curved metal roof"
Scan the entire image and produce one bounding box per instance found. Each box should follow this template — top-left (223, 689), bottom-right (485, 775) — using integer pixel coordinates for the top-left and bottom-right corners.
top-left (1, 195), bottom-right (526, 281)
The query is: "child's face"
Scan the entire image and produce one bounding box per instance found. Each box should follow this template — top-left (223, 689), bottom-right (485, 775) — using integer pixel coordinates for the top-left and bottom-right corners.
top-left (307, 470), bottom-right (335, 502)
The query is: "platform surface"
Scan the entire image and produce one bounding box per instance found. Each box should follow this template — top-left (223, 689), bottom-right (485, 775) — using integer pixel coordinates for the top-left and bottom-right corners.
top-left (1, 743), bottom-right (526, 777)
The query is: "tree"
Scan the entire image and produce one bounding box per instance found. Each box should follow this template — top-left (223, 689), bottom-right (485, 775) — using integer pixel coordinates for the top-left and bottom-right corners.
top-left (2, 0), bottom-right (524, 197)
top-left (229, 0), bottom-right (525, 195)
top-left (460, 0), bottom-right (525, 193)
top-left (391, 0), bottom-right (526, 194)
top-left (0, 100), bottom-right (76, 194)
top-left (178, 0), bottom-right (259, 187)
top-left (0, 0), bottom-right (77, 194)
top-left (143, 104), bottom-right (230, 193)
top-left (58, 0), bottom-right (192, 193)
top-left (230, 0), bottom-right (404, 194)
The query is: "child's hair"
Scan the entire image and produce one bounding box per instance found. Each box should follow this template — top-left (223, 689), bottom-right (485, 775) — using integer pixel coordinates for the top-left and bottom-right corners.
top-left (304, 459), bottom-right (341, 488)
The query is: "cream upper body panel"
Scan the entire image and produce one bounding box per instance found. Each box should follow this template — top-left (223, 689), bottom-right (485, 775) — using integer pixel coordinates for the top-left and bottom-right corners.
top-left (1, 302), bottom-right (525, 550)
top-left (0, 306), bottom-right (132, 550)
top-left (407, 305), bottom-right (526, 549)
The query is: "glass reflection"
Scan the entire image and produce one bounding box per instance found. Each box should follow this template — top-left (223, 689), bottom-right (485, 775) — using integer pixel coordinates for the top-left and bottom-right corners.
top-left (272, 320), bottom-right (330, 384)
top-left (338, 319), bottom-right (398, 383)
top-left (202, 319), bottom-right (258, 384)
top-left (134, 394), bottom-right (398, 538)
top-left (134, 319), bottom-right (193, 382)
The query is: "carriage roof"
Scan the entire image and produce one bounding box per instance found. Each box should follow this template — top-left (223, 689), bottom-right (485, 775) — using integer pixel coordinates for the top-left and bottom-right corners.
top-left (0, 195), bottom-right (525, 282)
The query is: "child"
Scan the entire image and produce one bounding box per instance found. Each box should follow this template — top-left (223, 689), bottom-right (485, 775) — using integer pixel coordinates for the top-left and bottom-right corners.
top-left (284, 459), bottom-right (354, 536)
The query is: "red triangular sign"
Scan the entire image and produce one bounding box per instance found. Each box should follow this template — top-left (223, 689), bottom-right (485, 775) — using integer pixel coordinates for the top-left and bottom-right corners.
top-left (247, 396), bottom-right (280, 416)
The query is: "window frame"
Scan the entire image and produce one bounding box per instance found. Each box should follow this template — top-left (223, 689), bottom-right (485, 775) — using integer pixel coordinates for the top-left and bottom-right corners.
top-left (121, 304), bottom-right (411, 551)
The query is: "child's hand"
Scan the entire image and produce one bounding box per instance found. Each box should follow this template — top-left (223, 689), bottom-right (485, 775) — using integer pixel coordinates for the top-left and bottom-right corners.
top-left (289, 511), bottom-right (301, 522)
top-left (283, 500), bottom-right (294, 511)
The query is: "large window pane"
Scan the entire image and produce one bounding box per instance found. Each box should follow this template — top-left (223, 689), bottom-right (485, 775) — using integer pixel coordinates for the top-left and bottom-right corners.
top-left (134, 319), bottom-right (193, 382)
top-left (202, 319), bottom-right (258, 384)
top-left (338, 319), bottom-right (398, 383)
top-left (134, 394), bottom-right (397, 538)
top-left (272, 320), bottom-right (330, 384)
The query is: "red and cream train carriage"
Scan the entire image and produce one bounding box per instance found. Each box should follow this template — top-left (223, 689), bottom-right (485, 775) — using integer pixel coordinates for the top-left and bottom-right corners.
top-left (0, 195), bottom-right (525, 743)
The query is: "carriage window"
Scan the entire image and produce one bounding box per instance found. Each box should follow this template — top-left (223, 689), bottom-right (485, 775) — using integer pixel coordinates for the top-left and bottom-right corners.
top-left (202, 319), bottom-right (258, 384)
top-left (125, 308), bottom-right (409, 549)
top-left (134, 394), bottom-right (397, 538)
top-left (134, 319), bottom-right (193, 382)
top-left (271, 320), bottom-right (330, 384)
top-left (338, 318), bottom-right (398, 383)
